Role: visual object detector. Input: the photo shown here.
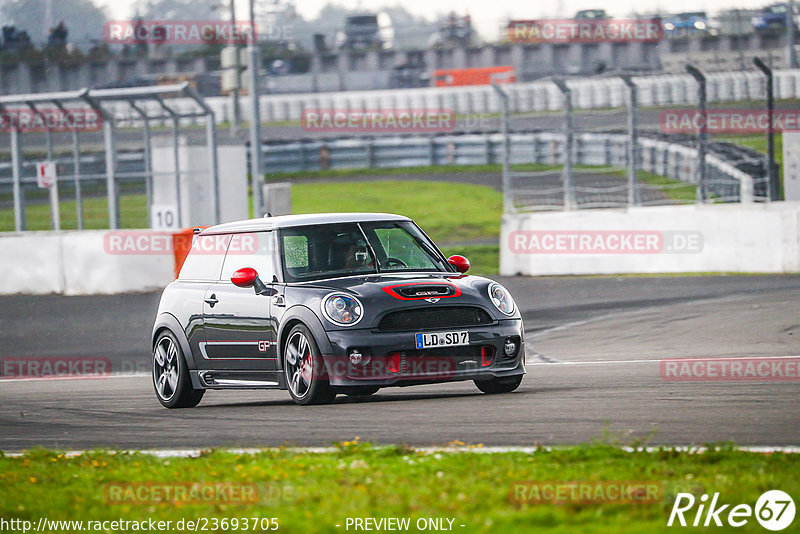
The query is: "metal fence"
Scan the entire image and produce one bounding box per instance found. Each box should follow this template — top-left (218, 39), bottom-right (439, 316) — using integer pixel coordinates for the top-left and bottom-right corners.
top-left (491, 72), bottom-right (771, 212)
top-left (0, 68), bottom-right (782, 231)
top-left (0, 129), bottom-right (768, 222)
top-left (0, 84), bottom-right (220, 232)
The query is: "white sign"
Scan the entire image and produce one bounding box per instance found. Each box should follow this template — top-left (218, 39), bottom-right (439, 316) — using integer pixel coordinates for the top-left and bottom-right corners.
top-left (150, 204), bottom-right (179, 230)
top-left (36, 162), bottom-right (57, 189)
top-left (783, 131), bottom-right (800, 201)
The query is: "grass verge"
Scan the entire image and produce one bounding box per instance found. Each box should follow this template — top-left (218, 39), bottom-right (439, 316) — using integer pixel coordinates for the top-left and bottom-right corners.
top-left (290, 180), bottom-right (502, 244)
top-left (0, 180), bottom-right (504, 276)
top-left (0, 192), bottom-right (148, 232)
top-left (440, 245), bottom-right (499, 276)
top-left (637, 171), bottom-right (697, 203)
top-left (0, 442), bottom-right (796, 534)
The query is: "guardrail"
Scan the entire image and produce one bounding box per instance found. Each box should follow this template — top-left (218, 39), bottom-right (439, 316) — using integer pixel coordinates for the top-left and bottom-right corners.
top-left (91, 69), bottom-right (800, 127)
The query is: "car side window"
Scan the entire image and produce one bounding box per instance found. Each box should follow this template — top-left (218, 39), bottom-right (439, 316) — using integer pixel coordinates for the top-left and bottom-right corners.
top-left (178, 234), bottom-right (231, 281)
top-left (283, 234), bottom-right (309, 270)
top-left (219, 232), bottom-right (275, 283)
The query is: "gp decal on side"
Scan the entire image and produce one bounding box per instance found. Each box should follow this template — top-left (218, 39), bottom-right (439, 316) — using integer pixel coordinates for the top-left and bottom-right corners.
top-left (198, 340), bottom-right (276, 359)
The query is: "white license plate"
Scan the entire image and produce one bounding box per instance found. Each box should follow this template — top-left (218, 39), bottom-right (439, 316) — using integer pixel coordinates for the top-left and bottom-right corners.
top-left (415, 331), bottom-right (469, 349)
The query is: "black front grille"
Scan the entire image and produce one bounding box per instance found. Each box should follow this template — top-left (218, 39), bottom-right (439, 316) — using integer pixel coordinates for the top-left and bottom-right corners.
top-left (377, 306), bottom-right (494, 331)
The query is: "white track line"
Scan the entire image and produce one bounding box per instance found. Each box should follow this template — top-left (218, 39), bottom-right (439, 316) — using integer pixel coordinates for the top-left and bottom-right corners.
top-left (4, 445), bottom-right (799, 458)
top-left (0, 372), bottom-right (150, 383)
top-left (526, 354), bottom-right (800, 366)
top-left (525, 292), bottom-right (776, 341)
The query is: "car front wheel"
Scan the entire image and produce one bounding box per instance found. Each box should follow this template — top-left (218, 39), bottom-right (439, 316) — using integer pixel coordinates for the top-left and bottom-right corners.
top-left (284, 324), bottom-right (336, 405)
top-left (474, 375), bottom-right (523, 394)
top-left (153, 330), bottom-right (204, 408)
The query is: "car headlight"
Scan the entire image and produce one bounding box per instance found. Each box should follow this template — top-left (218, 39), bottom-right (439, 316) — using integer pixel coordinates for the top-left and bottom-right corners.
top-left (488, 283), bottom-right (515, 316)
top-left (694, 21), bottom-right (706, 30)
top-left (322, 293), bottom-right (364, 326)
top-left (664, 22), bottom-right (675, 30)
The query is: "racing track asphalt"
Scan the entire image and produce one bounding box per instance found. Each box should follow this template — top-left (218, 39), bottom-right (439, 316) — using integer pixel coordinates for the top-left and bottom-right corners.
top-left (0, 275), bottom-right (799, 450)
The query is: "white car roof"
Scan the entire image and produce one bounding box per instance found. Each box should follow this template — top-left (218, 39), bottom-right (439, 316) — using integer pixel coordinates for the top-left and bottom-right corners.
top-left (201, 212), bottom-right (411, 234)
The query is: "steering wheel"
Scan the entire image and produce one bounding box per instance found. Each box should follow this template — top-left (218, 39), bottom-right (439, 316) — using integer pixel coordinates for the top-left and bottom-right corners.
top-left (384, 257), bottom-right (408, 268)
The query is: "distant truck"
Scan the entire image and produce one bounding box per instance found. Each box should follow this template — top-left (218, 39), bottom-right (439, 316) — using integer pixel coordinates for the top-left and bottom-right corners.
top-left (434, 66), bottom-right (515, 87)
top-left (751, 3), bottom-right (800, 31)
top-left (429, 13), bottom-right (479, 49)
top-left (662, 12), bottom-right (715, 35)
top-left (336, 14), bottom-right (384, 50)
top-left (574, 9), bottom-right (608, 20)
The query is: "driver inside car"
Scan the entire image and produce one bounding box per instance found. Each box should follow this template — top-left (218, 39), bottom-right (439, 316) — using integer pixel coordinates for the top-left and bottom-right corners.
top-left (331, 234), bottom-right (375, 270)
top-left (344, 240), bottom-right (373, 269)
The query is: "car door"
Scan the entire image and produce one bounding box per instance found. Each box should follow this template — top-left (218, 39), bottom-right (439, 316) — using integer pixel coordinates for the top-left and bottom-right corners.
top-left (200, 231), bottom-right (279, 371)
top-left (175, 233), bottom-right (232, 368)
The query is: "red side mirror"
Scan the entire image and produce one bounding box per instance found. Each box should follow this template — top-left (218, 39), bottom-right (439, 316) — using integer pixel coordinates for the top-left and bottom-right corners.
top-left (448, 255), bottom-right (470, 274)
top-left (231, 267), bottom-right (259, 287)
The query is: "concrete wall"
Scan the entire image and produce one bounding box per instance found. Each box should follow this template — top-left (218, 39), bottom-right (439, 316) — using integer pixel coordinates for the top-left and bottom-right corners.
top-left (501, 202), bottom-right (800, 276)
top-left (0, 230), bottom-right (175, 295)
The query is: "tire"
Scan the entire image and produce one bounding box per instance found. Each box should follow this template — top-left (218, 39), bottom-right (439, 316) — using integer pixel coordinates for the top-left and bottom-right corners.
top-left (338, 386), bottom-right (380, 397)
top-left (474, 375), bottom-right (523, 394)
top-left (153, 330), bottom-right (204, 408)
top-left (283, 324), bottom-right (337, 405)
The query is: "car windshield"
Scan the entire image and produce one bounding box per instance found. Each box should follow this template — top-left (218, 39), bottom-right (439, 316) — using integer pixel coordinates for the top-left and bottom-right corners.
top-left (279, 221), bottom-right (451, 282)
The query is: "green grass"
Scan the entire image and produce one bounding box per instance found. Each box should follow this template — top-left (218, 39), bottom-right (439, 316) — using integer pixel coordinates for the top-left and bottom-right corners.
top-left (0, 180), bottom-right (504, 275)
top-left (440, 245), bottom-right (499, 276)
top-left (637, 171), bottom-right (697, 202)
top-left (291, 181), bottom-right (503, 244)
top-left (0, 192), bottom-right (148, 232)
top-left (1, 443), bottom-right (797, 534)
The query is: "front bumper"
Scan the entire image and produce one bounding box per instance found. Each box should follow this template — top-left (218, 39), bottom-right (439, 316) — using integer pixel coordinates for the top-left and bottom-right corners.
top-left (320, 319), bottom-right (525, 387)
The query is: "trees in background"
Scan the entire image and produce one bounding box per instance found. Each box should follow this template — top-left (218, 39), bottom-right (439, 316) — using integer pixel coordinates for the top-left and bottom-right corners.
top-left (1, 0), bottom-right (107, 48)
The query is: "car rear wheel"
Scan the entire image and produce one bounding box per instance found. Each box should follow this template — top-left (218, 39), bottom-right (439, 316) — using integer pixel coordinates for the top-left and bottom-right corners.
top-left (284, 325), bottom-right (336, 405)
top-left (474, 375), bottom-right (522, 394)
top-left (153, 330), bottom-right (204, 408)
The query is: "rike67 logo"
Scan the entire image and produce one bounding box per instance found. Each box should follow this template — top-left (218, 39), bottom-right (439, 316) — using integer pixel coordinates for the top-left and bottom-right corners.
top-left (668, 490), bottom-right (795, 531)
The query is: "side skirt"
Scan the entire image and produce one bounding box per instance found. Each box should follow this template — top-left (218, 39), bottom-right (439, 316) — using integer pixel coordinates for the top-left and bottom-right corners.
top-left (190, 370), bottom-right (287, 390)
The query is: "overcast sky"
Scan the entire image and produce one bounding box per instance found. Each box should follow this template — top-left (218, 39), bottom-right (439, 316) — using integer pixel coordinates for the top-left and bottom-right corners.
top-left (96, 0), bottom-right (776, 40)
